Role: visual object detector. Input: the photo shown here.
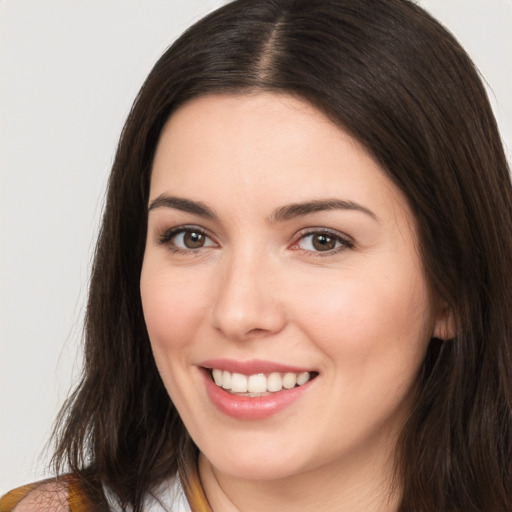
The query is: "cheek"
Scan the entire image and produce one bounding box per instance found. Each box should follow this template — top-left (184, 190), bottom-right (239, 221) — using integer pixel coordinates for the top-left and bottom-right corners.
top-left (287, 264), bottom-right (434, 446)
top-left (140, 260), bottom-right (209, 352)
top-left (290, 262), bottom-right (434, 370)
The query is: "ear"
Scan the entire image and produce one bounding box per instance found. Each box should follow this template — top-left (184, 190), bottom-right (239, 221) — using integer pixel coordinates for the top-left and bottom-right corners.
top-left (433, 301), bottom-right (456, 341)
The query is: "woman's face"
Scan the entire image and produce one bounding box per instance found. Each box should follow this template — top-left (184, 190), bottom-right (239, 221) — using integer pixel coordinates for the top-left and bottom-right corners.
top-left (140, 93), bottom-right (449, 483)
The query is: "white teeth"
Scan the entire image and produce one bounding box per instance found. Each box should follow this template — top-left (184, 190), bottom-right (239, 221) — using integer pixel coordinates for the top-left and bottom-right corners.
top-left (297, 371), bottom-right (310, 386)
top-left (221, 370), bottom-right (232, 390)
top-left (231, 373), bottom-right (248, 393)
top-left (212, 369), bottom-right (223, 386)
top-left (210, 369), bottom-right (313, 394)
top-left (248, 374), bottom-right (267, 393)
top-left (267, 372), bottom-right (282, 392)
top-left (282, 372), bottom-right (297, 389)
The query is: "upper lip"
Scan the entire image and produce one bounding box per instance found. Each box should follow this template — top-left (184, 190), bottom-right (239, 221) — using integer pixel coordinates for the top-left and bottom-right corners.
top-left (200, 358), bottom-right (314, 375)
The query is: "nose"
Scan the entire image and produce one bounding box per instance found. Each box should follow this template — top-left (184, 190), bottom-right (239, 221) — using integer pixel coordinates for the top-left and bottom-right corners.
top-left (211, 249), bottom-right (287, 342)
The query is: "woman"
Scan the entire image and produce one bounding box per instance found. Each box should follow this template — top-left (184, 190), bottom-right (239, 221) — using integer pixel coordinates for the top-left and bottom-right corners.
top-left (3, 0), bottom-right (512, 510)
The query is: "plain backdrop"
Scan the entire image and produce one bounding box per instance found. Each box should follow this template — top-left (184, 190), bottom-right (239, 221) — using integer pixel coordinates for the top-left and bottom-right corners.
top-left (1, 0), bottom-right (511, 495)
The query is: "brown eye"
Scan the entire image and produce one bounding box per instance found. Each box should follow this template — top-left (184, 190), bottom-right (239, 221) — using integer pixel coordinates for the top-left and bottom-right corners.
top-left (295, 230), bottom-right (351, 255)
top-left (162, 228), bottom-right (216, 251)
top-left (311, 234), bottom-right (337, 251)
top-left (183, 231), bottom-right (206, 249)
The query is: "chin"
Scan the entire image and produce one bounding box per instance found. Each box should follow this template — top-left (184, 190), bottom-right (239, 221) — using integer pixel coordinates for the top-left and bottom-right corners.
top-left (201, 440), bottom-right (314, 482)
top-left (213, 458), bottom-right (303, 482)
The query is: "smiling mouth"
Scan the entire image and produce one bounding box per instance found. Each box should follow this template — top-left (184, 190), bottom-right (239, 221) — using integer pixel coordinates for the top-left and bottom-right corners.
top-left (208, 369), bottom-right (318, 396)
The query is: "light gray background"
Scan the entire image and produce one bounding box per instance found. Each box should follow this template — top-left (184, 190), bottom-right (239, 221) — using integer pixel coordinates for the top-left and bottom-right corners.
top-left (1, 0), bottom-right (511, 495)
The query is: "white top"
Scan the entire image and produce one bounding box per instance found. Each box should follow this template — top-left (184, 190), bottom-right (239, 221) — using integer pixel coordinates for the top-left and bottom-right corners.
top-left (104, 477), bottom-right (191, 512)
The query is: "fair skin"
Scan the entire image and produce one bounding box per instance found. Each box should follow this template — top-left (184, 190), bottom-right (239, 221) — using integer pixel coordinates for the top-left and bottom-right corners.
top-left (140, 92), bottom-right (452, 512)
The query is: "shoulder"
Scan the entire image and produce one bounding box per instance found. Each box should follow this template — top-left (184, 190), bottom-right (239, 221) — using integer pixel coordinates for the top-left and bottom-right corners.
top-left (0, 480), bottom-right (68, 512)
top-left (0, 475), bottom-right (93, 512)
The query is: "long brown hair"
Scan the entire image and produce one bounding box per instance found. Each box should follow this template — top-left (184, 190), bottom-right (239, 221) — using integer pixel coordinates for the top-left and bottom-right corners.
top-left (52, 1), bottom-right (512, 510)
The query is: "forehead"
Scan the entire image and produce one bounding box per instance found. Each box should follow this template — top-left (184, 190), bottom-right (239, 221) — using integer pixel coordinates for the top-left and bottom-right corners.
top-left (150, 93), bottom-right (414, 230)
top-left (153, 92), bottom-right (367, 180)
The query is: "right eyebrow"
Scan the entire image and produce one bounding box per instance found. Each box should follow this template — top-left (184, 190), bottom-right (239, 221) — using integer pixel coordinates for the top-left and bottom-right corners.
top-left (147, 194), bottom-right (217, 219)
top-left (270, 198), bottom-right (379, 223)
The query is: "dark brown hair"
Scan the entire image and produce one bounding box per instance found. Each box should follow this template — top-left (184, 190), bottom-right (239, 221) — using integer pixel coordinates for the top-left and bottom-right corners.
top-left (52, 1), bottom-right (512, 510)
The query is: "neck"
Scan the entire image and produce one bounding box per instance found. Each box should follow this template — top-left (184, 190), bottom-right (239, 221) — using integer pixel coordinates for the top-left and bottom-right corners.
top-left (198, 446), bottom-right (401, 512)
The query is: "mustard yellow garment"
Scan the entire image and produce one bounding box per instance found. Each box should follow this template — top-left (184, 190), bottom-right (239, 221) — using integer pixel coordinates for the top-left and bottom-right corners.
top-left (0, 475), bottom-right (93, 512)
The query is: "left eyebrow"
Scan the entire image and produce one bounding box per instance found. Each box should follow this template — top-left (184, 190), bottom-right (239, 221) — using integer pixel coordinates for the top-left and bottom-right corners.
top-left (270, 199), bottom-right (379, 223)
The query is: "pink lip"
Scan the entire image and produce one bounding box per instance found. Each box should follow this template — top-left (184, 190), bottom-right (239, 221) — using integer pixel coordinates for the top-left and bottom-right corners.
top-left (199, 362), bottom-right (316, 420)
top-left (200, 358), bottom-right (312, 375)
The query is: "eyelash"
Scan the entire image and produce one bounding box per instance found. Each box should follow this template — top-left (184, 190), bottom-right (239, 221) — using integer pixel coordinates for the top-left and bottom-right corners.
top-left (156, 226), bottom-right (353, 257)
top-left (157, 225), bottom-right (216, 256)
top-left (292, 228), bottom-right (353, 258)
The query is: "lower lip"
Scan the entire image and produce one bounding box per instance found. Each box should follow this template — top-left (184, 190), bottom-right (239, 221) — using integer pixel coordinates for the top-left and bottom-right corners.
top-left (202, 369), bottom-right (315, 420)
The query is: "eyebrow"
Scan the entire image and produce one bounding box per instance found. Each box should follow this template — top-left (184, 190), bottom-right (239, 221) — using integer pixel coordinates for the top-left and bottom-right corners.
top-left (148, 194), bottom-right (216, 218)
top-left (148, 194), bottom-right (378, 222)
top-left (270, 199), bottom-right (379, 223)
